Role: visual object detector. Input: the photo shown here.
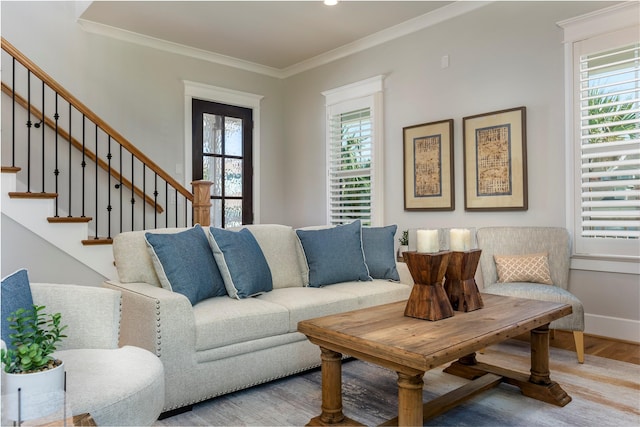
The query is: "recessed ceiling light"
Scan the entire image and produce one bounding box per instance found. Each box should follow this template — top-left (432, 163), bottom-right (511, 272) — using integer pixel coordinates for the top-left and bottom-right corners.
top-left (324, 0), bottom-right (338, 6)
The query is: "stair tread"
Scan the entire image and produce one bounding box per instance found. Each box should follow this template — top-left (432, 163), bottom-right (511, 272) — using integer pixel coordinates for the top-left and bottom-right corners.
top-left (48, 216), bottom-right (93, 223)
top-left (82, 237), bottom-right (113, 246)
top-left (1, 166), bottom-right (21, 173)
top-left (9, 191), bottom-right (57, 199)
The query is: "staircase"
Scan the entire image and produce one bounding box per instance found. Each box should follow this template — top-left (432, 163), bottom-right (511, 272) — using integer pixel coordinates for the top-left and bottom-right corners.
top-left (1, 38), bottom-right (211, 279)
top-left (2, 170), bottom-right (116, 278)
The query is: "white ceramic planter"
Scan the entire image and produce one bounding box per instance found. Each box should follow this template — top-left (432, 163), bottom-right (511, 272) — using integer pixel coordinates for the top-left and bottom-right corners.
top-left (1, 362), bottom-right (65, 422)
top-left (397, 245), bottom-right (409, 260)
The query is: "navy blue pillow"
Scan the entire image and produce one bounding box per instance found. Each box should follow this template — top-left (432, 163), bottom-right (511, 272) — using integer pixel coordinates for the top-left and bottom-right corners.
top-left (208, 227), bottom-right (273, 299)
top-left (362, 225), bottom-right (401, 281)
top-left (296, 220), bottom-right (372, 287)
top-left (1, 269), bottom-right (34, 350)
top-left (145, 225), bottom-right (227, 305)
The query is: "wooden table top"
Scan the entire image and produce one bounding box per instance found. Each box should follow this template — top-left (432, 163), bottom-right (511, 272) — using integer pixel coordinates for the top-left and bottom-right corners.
top-left (298, 294), bottom-right (572, 375)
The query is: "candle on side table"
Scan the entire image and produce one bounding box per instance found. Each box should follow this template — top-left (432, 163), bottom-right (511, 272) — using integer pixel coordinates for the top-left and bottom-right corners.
top-left (450, 228), bottom-right (471, 251)
top-left (417, 229), bottom-right (439, 253)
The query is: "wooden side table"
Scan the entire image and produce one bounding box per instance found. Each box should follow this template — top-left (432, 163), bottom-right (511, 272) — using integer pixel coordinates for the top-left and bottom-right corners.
top-left (403, 251), bottom-right (454, 321)
top-left (444, 249), bottom-right (484, 312)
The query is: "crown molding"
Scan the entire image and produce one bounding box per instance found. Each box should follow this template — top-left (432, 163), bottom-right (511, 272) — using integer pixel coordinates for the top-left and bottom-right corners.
top-left (78, 1), bottom-right (493, 80)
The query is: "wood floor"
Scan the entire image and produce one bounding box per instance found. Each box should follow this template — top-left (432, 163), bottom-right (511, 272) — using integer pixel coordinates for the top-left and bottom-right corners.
top-left (516, 330), bottom-right (640, 365)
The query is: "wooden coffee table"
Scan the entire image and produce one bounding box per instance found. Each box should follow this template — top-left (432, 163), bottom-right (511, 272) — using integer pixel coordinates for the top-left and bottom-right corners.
top-left (298, 294), bottom-right (572, 426)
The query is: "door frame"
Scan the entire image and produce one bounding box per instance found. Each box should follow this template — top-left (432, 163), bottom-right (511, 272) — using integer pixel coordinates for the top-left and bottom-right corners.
top-left (183, 80), bottom-right (263, 224)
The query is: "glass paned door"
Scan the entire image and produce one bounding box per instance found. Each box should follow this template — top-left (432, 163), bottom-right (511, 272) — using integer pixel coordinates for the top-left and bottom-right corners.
top-left (193, 99), bottom-right (253, 227)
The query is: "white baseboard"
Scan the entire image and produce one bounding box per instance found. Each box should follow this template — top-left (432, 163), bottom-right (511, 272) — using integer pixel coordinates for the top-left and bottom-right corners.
top-left (585, 313), bottom-right (640, 343)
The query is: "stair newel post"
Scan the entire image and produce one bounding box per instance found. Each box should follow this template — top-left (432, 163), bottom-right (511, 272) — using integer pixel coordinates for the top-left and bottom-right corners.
top-left (192, 180), bottom-right (213, 227)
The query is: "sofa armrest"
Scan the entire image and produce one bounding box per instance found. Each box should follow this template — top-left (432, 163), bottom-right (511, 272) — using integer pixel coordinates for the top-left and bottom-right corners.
top-left (30, 283), bottom-right (121, 350)
top-left (102, 280), bottom-right (196, 360)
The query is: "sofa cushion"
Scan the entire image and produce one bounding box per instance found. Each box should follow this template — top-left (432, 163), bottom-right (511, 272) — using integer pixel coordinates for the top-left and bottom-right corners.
top-left (209, 227), bottom-right (273, 299)
top-left (325, 280), bottom-right (411, 308)
top-left (258, 287), bottom-right (362, 332)
top-left (145, 225), bottom-right (226, 305)
top-left (1, 269), bottom-right (33, 350)
top-left (295, 220), bottom-right (371, 287)
top-left (238, 225), bottom-right (309, 289)
top-left (192, 296), bottom-right (289, 351)
top-left (362, 225), bottom-right (401, 281)
top-left (494, 253), bottom-right (553, 285)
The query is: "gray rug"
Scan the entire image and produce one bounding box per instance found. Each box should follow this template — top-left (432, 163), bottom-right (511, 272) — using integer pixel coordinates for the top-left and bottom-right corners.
top-left (154, 340), bottom-right (640, 426)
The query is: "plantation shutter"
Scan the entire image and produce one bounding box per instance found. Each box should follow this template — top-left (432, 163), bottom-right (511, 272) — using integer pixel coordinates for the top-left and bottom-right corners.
top-left (323, 76), bottom-right (384, 227)
top-left (328, 107), bottom-right (373, 225)
top-left (578, 41), bottom-right (640, 241)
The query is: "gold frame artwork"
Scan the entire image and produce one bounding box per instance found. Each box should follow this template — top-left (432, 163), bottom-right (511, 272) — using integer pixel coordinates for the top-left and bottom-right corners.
top-left (463, 106), bottom-right (528, 211)
top-left (403, 119), bottom-right (454, 211)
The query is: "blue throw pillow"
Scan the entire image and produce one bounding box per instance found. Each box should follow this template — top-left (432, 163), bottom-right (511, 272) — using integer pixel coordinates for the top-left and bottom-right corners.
top-left (208, 227), bottom-right (273, 299)
top-left (362, 225), bottom-right (401, 281)
top-left (145, 225), bottom-right (226, 305)
top-left (296, 220), bottom-right (372, 287)
top-left (1, 269), bottom-right (34, 350)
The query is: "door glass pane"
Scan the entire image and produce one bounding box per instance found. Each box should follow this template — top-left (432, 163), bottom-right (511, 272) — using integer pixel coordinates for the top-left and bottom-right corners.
top-left (203, 113), bottom-right (222, 155)
top-left (225, 199), bottom-right (242, 228)
top-left (210, 199), bottom-right (222, 228)
top-left (204, 157), bottom-right (222, 196)
top-left (225, 117), bottom-right (243, 156)
top-left (225, 158), bottom-right (243, 197)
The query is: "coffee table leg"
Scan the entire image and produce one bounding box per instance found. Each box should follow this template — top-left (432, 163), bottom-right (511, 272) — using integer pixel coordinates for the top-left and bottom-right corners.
top-left (318, 347), bottom-right (345, 424)
top-left (397, 372), bottom-right (424, 427)
top-left (530, 324), bottom-right (551, 385)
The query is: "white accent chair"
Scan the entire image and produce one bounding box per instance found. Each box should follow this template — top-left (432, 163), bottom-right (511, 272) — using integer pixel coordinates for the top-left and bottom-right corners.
top-left (27, 283), bottom-right (165, 425)
top-left (476, 227), bottom-right (585, 363)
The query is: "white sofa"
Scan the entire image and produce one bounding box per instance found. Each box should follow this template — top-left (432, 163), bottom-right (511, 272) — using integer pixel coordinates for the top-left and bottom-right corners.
top-left (103, 223), bottom-right (413, 414)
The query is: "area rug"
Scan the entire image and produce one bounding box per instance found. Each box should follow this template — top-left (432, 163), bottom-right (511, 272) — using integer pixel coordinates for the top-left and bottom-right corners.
top-left (154, 340), bottom-right (640, 426)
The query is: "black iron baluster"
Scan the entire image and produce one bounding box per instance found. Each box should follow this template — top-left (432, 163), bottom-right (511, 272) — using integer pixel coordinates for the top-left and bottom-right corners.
top-left (81, 115), bottom-right (86, 218)
top-left (40, 81), bottom-right (45, 192)
top-left (53, 94), bottom-right (59, 217)
top-left (184, 194), bottom-right (188, 228)
top-left (142, 164), bottom-right (146, 230)
top-left (154, 173), bottom-right (158, 229)
top-left (94, 124), bottom-right (99, 239)
top-left (26, 70), bottom-right (32, 192)
top-left (165, 182), bottom-right (169, 228)
top-left (174, 188), bottom-right (178, 228)
top-left (11, 58), bottom-right (15, 167)
top-left (131, 153), bottom-right (135, 231)
top-left (119, 145), bottom-right (123, 233)
top-left (67, 103), bottom-right (72, 217)
top-left (107, 136), bottom-right (112, 240)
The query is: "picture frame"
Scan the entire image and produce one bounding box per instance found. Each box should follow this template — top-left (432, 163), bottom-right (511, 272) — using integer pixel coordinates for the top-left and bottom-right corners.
top-left (403, 119), bottom-right (454, 211)
top-left (463, 106), bottom-right (527, 211)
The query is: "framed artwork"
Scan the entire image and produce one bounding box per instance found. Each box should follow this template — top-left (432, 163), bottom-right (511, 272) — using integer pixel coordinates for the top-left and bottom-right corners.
top-left (403, 119), bottom-right (454, 211)
top-left (463, 106), bottom-right (527, 211)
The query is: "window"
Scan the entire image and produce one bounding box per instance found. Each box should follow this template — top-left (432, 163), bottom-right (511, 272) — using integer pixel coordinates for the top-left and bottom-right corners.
top-left (323, 76), bottom-right (384, 226)
top-left (560, 3), bottom-right (640, 263)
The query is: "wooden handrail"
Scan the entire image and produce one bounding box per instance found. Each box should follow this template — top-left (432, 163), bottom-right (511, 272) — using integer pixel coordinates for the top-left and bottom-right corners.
top-left (1, 37), bottom-right (193, 202)
top-left (1, 82), bottom-right (164, 214)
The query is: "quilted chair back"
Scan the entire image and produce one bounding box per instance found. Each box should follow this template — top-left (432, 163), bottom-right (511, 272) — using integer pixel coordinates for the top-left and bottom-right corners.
top-left (476, 227), bottom-right (571, 289)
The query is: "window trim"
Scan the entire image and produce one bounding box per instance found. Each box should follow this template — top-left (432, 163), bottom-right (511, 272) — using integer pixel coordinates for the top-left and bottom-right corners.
top-left (183, 81), bottom-right (263, 223)
top-left (322, 76), bottom-right (385, 226)
top-left (559, 1), bottom-right (640, 271)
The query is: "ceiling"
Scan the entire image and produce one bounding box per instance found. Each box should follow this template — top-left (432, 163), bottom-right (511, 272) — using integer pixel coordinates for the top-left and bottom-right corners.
top-left (78, 1), bottom-right (461, 76)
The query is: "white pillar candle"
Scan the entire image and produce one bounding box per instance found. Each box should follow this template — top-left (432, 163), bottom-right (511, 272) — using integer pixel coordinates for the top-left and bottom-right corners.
top-left (450, 228), bottom-right (472, 251)
top-left (417, 229), bottom-right (439, 253)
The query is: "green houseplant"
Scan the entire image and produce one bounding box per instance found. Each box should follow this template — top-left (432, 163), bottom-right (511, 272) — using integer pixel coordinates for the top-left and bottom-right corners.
top-left (397, 230), bottom-right (409, 261)
top-left (1, 305), bottom-right (68, 422)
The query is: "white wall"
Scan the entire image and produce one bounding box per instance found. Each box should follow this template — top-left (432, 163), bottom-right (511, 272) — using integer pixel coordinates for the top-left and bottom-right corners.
top-left (1, 1), bottom-right (637, 341)
top-left (281, 1), bottom-right (638, 341)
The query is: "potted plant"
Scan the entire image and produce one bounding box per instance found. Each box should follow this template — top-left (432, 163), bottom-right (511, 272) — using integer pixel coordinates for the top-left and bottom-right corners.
top-left (1, 305), bottom-right (67, 422)
top-left (398, 230), bottom-right (409, 261)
